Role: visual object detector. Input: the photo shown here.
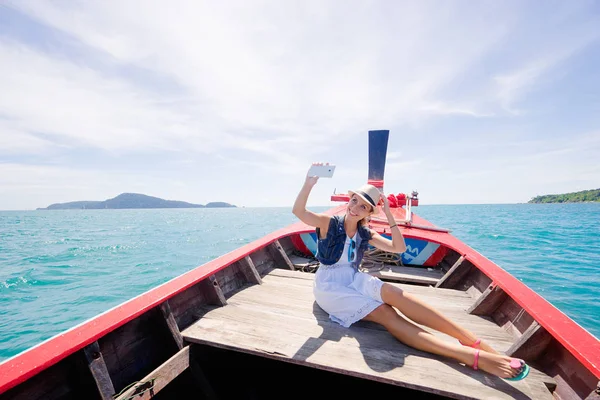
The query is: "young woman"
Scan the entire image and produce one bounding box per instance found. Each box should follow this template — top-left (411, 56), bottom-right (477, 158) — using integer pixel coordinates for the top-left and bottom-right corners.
top-left (292, 163), bottom-right (529, 380)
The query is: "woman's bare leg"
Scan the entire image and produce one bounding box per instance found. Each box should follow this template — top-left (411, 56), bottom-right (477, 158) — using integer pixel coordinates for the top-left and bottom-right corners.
top-left (380, 283), bottom-right (499, 354)
top-left (363, 304), bottom-right (521, 378)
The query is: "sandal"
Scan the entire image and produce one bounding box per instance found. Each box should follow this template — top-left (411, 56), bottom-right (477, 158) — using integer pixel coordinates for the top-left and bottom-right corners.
top-left (505, 359), bottom-right (530, 381)
top-left (460, 338), bottom-right (481, 349)
top-left (470, 351), bottom-right (530, 381)
top-left (472, 349), bottom-right (480, 370)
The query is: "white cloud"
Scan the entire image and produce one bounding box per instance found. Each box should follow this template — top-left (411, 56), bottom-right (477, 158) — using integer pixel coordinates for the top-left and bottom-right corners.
top-left (3, 1), bottom-right (510, 154)
top-left (0, 127), bottom-right (56, 154)
top-left (0, 39), bottom-right (226, 155)
top-left (1, 1), bottom-right (599, 209)
top-left (493, 17), bottom-right (600, 114)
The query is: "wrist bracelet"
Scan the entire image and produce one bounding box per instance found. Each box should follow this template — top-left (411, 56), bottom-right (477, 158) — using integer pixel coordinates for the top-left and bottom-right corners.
top-left (390, 224), bottom-right (398, 229)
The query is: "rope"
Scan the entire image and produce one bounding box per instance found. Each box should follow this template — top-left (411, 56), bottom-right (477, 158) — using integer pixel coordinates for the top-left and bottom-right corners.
top-left (359, 247), bottom-right (404, 272)
top-left (290, 248), bottom-right (404, 274)
top-left (290, 250), bottom-right (320, 273)
top-left (112, 378), bottom-right (156, 400)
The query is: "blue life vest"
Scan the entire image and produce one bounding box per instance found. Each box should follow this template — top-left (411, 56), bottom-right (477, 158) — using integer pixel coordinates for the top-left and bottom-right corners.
top-left (315, 215), bottom-right (372, 265)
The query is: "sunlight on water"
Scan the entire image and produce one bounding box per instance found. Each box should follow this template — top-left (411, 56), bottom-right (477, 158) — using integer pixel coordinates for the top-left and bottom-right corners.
top-left (0, 204), bottom-right (598, 361)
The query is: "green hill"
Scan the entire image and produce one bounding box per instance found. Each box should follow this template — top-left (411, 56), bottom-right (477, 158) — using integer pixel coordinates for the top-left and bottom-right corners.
top-left (37, 193), bottom-right (236, 210)
top-left (528, 189), bottom-right (600, 203)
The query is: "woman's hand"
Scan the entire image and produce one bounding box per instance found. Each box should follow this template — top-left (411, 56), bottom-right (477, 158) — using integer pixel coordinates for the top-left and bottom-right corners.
top-left (305, 162), bottom-right (324, 187)
top-left (380, 192), bottom-right (391, 214)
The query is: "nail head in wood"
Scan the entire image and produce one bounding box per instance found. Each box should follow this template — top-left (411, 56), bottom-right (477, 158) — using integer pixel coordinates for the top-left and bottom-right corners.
top-left (208, 274), bottom-right (227, 306)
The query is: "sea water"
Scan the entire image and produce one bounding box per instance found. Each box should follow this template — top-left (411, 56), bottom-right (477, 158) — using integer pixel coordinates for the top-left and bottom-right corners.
top-left (0, 204), bottom-right (598, 361)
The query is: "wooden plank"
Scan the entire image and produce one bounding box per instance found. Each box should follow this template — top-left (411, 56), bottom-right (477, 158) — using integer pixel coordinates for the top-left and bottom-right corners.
top-left (113, 346), bottom-right (190, 400)
top-left (234, 280), bottom-right (477, 319)
top-left (366, 265), bottom-right (443, 285)
top-left (239, 256), bottom-right (262, 285)
top-left (264, 268), bottom-right (473, 299)
top-left (268, 240), bottom-right (296, 271)
top-left (248, 247), bottom-right (276, 275)
top-left (540, 340), bottom-right (599, 400)
top-left (467, 284), bottom-right (508, 316)
top-left (208, 274), bottom-right (227, 306)
top-left (194, 268), bottom-right (555, 393)
top-left (227, 295), bottom-right (514, 351)
top-left (461, 268), bottom-right (493, 294)
top-left (264, 267), bottom-right (315, 281)
top-left (98, 309), bottom-right (178, 393)
top-left (492, 297), bottom-right (535, 337)
top-left (160, 301), bottom-right (184, 350)
top-left (167, 281), bottom-right (211, 332)
top-left (261, 271), bottom-right (475, 308)
top-left (506, 322), bottom-right (553, 362)
top-left (241, 277), bottom-right (472, 311)
top-left (585, 381), bottom-right (600, 399)
top-left (213, 263), bottom-right (246, 295)
top-left (435, 255), bottom-right (470, 289)
top-left (182, 303), bottom-right (553, 400)
top-left (83, 341), bottom-right (115, 400)
top-left (289, 254), bottom-right (317, 268)
top-left (227, 278), bottom-right (515, 352)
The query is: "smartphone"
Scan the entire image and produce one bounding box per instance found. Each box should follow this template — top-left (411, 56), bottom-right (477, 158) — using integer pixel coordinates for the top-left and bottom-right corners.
top-left (308, 164), bottom-right (336, 178)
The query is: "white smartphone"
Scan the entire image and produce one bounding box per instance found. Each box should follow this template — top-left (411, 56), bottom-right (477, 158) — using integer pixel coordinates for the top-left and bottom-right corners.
top-left (308, 164), bottom-right (336, 178)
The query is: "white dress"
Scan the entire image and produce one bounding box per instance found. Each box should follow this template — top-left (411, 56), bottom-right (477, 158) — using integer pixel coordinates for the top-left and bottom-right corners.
top-left (313, 232), bottom-right (385, 327)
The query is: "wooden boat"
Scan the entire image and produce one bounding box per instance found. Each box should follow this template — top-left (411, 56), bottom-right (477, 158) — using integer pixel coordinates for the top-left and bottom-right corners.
top-left (1, 130), bottom-right (599, 400)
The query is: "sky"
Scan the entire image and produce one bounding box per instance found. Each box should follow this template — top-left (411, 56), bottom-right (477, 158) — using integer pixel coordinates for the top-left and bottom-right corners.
top-left (0, 1), bottom-right (599, 210)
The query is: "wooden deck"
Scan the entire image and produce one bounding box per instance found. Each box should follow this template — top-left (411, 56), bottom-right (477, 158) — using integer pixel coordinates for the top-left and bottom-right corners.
top-left (365, 264), bottom-right (444, 285)
top-left (289, 254), bottom-right (444, 285)
top-left (182, 268), bottom-right (554, 400)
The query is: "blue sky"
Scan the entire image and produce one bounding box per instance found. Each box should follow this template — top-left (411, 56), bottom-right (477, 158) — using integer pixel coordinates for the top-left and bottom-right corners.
top-left (0, 1), bottom-right (599, 210)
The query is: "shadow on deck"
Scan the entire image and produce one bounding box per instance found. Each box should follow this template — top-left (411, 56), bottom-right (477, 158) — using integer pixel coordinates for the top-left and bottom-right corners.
top-left (182, 268), bottom-right (554, 400)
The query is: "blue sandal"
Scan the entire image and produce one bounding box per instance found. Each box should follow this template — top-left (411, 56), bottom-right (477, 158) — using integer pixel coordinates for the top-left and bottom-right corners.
top-left (504, 359), bottom-right (530, 381)
top-left (471, 352), bottom-right (530, 381)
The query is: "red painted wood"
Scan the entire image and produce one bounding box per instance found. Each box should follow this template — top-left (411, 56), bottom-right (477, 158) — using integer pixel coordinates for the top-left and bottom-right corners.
top-left (398, 224), bottom-right (600, 379)
top-left (1, 203), bottom-right (598, 394)
top-left (290, 234), bottom-right (312, 256)
top-left (331, 194), bottom-right (351, 202)
top-left (423, 244), bottom-right (447, 267)
top-left (0, 205), bottom-right (346, 394)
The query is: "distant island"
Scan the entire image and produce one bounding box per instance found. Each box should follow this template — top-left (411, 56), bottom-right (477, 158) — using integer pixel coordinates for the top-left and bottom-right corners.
top-left (37, 193), bottom-right (236, 210)
top-left (528, 188), bottom-right (600, 204)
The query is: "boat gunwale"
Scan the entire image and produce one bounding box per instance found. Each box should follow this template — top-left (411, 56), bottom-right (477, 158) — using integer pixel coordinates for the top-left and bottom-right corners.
top-left (0, 206), bottom-right (339, 394)
top-left (0, 204), bottom-right (598, 395)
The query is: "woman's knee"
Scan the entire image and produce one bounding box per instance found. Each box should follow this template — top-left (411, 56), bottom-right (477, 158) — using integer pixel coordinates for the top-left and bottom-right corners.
top-left (363, 304), bottom-right (397, 325)
top-left (381, 282), bottom-right (404, 303)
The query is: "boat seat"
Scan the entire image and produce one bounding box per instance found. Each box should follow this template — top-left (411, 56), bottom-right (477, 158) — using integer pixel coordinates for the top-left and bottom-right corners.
top-left (182, 268), bottom-right (555, 400)
top-left (290, 254), bottom-right (444, 285)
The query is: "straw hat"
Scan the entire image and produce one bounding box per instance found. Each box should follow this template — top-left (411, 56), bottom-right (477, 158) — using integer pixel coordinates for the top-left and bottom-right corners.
top-left (348, 184), bottom-right (381, 209)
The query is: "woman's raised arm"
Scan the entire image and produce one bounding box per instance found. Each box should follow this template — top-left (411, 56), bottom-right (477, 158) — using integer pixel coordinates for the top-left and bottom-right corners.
top-left (292, 163), bottom-right (331, 230)
top-left (368, 193), bottom-right (407, 253)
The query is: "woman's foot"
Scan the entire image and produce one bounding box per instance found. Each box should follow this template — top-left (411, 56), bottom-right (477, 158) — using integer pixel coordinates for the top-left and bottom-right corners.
top-left (471, 349), bottom-right (528, 379)
top-left (459, 338), bottom-right (500, 355)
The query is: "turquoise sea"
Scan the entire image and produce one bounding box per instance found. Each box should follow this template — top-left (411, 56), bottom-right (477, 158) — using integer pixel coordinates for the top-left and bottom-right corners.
top-left (1, 204), bottom-right (598, 362)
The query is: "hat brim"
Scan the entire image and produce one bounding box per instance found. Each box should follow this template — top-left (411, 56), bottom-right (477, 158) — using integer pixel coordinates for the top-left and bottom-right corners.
top-left (348, 190), bottom-right (378, 208)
